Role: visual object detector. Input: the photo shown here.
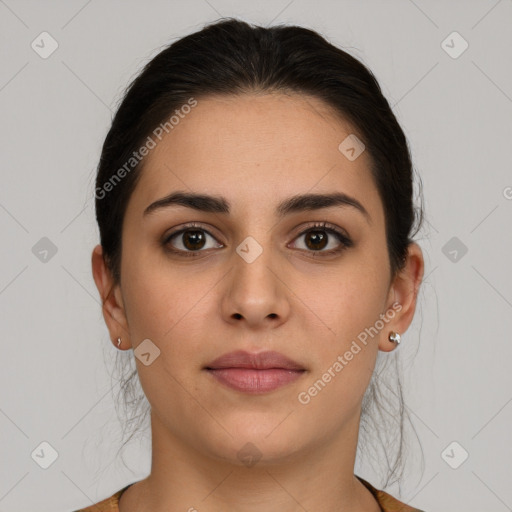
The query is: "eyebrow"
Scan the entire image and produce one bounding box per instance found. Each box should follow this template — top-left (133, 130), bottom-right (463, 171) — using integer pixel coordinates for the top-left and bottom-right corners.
top-left (143, 190), bottom-right (371, 223)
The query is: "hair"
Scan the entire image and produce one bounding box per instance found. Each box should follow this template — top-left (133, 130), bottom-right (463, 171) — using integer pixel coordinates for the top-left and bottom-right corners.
top-left (94, 18), bottom-right (425, 488)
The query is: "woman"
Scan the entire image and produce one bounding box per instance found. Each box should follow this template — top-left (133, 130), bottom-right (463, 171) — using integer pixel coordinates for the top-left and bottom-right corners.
top-left (79, 17), bottom-right (426, 512)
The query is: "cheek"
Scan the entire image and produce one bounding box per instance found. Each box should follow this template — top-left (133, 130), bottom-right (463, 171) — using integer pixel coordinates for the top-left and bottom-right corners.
top-left (120, 253), bottom-right (223, 399)
top-left (296, 260), bottom-right (388, 348)
top-left (290, 255), bottom-right (388, 405)
top-left (121, 247), bottom-right (209, 340)
top-left (120, 259), bottom-right (210, 420)
top-left (293, 276), bottom-right (385, 430)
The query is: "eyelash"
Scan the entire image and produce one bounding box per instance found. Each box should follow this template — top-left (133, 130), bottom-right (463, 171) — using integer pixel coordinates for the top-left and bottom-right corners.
top-left (162, 221), bottom-right (353, 258)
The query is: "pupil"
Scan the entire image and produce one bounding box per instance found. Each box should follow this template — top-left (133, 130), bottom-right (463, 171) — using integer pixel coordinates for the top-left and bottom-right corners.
top-left (184, 230), bottom-right (205, 250)
top-left (307, 230), bottom-right (327, 250)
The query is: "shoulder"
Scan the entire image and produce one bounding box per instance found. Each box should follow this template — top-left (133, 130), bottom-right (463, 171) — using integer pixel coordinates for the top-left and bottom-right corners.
top-left (356, 475), bottom-right (427, 512)
top-left (72, 485), bottom-right (130, 512)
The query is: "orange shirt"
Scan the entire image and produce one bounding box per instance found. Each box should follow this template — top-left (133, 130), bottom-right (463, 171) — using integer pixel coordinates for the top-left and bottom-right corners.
top-left (74, 475), bottom-right (425, 511)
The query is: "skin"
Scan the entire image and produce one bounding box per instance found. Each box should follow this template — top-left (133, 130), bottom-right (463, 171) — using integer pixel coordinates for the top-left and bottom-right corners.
top-left (92, 91), bottom-right (424, 512)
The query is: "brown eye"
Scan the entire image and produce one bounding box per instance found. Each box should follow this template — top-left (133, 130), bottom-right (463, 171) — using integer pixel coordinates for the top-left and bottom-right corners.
top-left (291, 222), bottom-right (353, 255)
top-left (303, 230), bottom-right (329, 251)
top-left (181, 230), bottom-right (207, 251)
top-left (163, 224), bottom-right (224, 257)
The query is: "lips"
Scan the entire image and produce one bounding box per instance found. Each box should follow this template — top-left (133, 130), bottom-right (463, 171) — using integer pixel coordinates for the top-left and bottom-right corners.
top-left (204, 350), bottom-right (306, 394)
top-left (205, 350), bottom-right (305, 371)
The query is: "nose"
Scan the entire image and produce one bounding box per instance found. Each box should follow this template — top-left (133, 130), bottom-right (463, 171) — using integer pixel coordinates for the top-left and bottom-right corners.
top-left (220, 242), bottom-right (291, 330)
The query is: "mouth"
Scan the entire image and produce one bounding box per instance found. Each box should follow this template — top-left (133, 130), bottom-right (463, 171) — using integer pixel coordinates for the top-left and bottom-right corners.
top-left (204, 350), bottom-right (306, 394)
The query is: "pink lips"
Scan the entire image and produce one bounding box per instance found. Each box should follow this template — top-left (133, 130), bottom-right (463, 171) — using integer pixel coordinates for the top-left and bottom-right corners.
top-left (204, 350), bottom-right (306, 394)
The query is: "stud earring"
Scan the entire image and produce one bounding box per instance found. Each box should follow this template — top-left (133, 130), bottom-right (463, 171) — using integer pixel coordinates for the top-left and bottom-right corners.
top-left (388, 331), bottom-right (401, 344)
top-left (117, 337), bottom-right (122, 348)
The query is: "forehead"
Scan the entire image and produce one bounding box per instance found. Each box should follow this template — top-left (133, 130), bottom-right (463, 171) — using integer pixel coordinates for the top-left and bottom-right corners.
top-left (125, 92), bottom-right (382, 223)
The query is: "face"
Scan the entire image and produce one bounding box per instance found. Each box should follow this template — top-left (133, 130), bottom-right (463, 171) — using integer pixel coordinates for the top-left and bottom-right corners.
top-left (93, 92), bottom-right (423, 466)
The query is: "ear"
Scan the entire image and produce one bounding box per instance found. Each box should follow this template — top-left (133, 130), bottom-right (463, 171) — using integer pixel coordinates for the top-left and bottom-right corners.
top-left (91, 244), bottom-right (130, 348)
top-left (378, 242), bottom-right (424, 352)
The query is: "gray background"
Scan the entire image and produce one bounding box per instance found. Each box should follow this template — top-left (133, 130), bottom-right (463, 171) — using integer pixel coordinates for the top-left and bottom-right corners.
top-left (1, 1), bottom-right (511, 511)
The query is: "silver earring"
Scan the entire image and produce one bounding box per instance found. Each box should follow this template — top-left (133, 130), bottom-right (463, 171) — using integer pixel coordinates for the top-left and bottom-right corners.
top-left (117, 337), bottom-right (122, 347)
top-left (389, 331), bottom-right (401, 344)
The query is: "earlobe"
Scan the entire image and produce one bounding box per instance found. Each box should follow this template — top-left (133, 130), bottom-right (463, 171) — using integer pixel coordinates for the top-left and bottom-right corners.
top-left (91, 244), bottom-right (130, 345)
top-left (379, 242), bottom-right (424, 352)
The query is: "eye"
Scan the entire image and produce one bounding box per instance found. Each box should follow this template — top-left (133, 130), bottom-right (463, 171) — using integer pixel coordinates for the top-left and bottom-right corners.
top-left (290, 222), bottom-right (353, 256)
top-left (163, 223), bottom-right (223, 257)
top-left (162, 221), bottom-right (353, 258)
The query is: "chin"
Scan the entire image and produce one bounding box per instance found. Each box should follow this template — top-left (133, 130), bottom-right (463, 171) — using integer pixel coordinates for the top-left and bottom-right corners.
top-left (201, 416), bottom-right (310, 468)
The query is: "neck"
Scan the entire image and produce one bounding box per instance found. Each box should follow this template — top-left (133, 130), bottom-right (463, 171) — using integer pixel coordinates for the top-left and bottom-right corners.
top-left (119, 409), bottom-right (380, 512)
